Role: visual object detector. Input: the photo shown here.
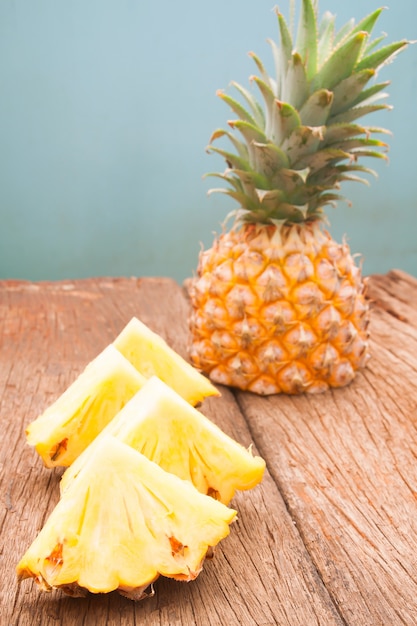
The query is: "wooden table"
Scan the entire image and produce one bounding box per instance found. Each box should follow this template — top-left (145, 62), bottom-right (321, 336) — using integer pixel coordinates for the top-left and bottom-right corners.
top-left (1, 270), bottom-right (417, 625)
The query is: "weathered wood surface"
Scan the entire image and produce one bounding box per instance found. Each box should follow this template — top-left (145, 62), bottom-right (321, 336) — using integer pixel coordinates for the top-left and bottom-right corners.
top-left (1, 269), bottom-right (417, 625)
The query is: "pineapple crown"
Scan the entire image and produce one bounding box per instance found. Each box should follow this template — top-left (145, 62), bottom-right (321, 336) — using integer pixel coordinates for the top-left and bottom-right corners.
top-left (206, 0), bottom-right (410, 225)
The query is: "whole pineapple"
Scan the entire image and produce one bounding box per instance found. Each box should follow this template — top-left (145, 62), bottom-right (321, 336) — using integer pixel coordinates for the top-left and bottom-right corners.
top-left (188, 1), bottom-right (409, 395)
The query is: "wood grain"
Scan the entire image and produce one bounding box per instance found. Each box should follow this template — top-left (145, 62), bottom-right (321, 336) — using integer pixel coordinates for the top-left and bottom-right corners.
top-left (1, 272), bottom-right (416, 625)
top-left (1, 278), bottom-right (340, 626)
top-left (237, 270), bottom-right (417, 625)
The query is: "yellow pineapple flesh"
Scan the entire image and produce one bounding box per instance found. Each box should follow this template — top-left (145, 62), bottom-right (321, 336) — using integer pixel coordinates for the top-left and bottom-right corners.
top-left (26, 345), bottom-right (146, 467)
top-left (114, 317), bottom-right (219, 405)
top-left (61, 376), bottom-right (265, 504)
top-left (17, 436), bottom-right (236, 599)
top-left (27, 316), bottom-right (219, 468)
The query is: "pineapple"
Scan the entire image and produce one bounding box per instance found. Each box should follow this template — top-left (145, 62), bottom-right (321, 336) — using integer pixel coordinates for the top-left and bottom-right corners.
top-left (26, 345), bottom-right (146, 468)
top-left (60, 376), bottom-right (266, 504)
top-left (27, 318), bottom-right (218, 468)
top-left (188, 1), bottom-right (410, 394)
top-left (17, 436), bottom-right (236, 599)
top-left (114, 317), bottom-right (219, 405)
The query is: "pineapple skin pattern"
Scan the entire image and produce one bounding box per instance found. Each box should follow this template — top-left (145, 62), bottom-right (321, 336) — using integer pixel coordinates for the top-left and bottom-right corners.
top-left (190, 222), bottom-right (368, 394)
top-left (188, 1), bottom-right (410, 395)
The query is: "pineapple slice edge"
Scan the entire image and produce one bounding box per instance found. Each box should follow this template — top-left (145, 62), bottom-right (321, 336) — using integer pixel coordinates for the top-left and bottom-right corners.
top-left (113, 316), bottom-right (220, 405)
top-left (19, 317), bottom-right (266, 601)
top-left (17, 436), bottom-right (237, 598)
top-left (60, 375), bottom-right (266, 504)
top-left (25, 344), bottom-right (147, 468)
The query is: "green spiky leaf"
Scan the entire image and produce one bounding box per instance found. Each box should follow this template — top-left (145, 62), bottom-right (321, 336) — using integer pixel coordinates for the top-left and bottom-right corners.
top-left (250, 75), bottom-right (277, 135)
top-left (208, 129), bottom-right (249, 160)
top-left (205, 2), bottom-right (411, 224)
top-left (322, 123), bottom-right (368, 146)
top-left (207, 187), bottom-right (259, 212)
top-left (283, 52), bottom-right (309, 109)
top-left (255, 188), bottom-right (285, 210)
top-left (207, 145), bottom-right (251, 171)
top-left (348, 81), bottom-right (391, 109)
top-left (248, 51), bottom-right (273, 89)
top-left (312, 31), bottom-right (368, 91)
top-left (356, 40), bottom-right (409, 72)
top-left (271, 101), bottom-right (302, 146)
top-left (276, 9), bottom-right (293, 70)
top-left (317, 11), bottom-right (335, 66)
top-left (267, 37), bottom-right (284, 99)
top-left (364, 34), bottom-right (387, 55)
top-left (349, 8), bottom-right (385, 41)
top-left (330, 69), bottom-right (376, 115)
top-left (331, 103), bottom-right (391, 126)
top-left (349, 149), bottom-right (388, 160)
top-left (216, 90), bottom-right (255, 124)
top-left (268, 167), bottom-right (311, 198)
top-left (299, 89), bottom-right (333, 125)
top-left (230, 81), bottom-right (265, 129)
top-left (296, 147), bottom-right (352, 173)
top-left (205, 171), bottom-right (244, 194)
top-left (283, 125), bottom-right (325, 166)
top-left (333, 17), bottom-right (355, 46)
top-left (339, 173), bottom-right (371, 186)
top-left (232, 168), bottom-right (270, 194)
top-left (252, 142), bottom-right (290, 178)
top-left (312, 192), bottom-right (346, 209)
top-left (329, 136), bottom-right (388, 153)
top-left (228, 120), bottom-right (267, 147)
top-left (296, 0), bottom-right (318, 80)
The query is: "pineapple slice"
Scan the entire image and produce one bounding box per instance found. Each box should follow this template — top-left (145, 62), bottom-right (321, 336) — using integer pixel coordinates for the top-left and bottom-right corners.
top-left (113, 317), bottom-right (219, 405)
top-left (17, 436), bottom-right (237, 599)
top-left (26, 345), bottom-right (146, 468)
top-left (61, 376), bottom-right (265, 504)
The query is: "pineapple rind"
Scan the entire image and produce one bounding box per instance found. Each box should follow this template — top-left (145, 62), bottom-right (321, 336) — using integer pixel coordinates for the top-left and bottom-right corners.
top-left (113, 317), bottom-right (219, 406)
top-left (26, 345), bottom-right (146, 468)
top-left (189, 221), bottom-right (370, 395)
top-left (60, 376), bottom-right (266, 504)
top-left (17, 436), bottom-right (236, 596)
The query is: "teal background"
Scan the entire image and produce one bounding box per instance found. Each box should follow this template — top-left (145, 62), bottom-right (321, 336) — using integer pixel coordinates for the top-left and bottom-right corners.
top-left (0, 0), bottom-right (416, 283)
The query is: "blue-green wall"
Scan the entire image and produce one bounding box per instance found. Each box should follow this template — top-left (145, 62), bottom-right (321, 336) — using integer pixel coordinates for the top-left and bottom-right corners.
top-left (1, 0), bottom-right (416, 282)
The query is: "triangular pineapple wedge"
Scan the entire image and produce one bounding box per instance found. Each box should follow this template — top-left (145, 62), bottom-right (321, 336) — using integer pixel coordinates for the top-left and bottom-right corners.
top-left (61, 376), bottom-right (265, 504)
top-left (113, 317), bottom-right (219, 405)
top-left (26, 345), bottom-right (146, 468)
top-left (17, 436), bottom-right (236, 600)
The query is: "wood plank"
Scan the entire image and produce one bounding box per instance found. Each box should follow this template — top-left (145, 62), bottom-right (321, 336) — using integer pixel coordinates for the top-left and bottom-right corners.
top-left (367, 269), bottom-right (417, 327)
top-left (236, 273), bottom-right (417, 625)
top-left (1, 278), bottom-right (342, 626)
